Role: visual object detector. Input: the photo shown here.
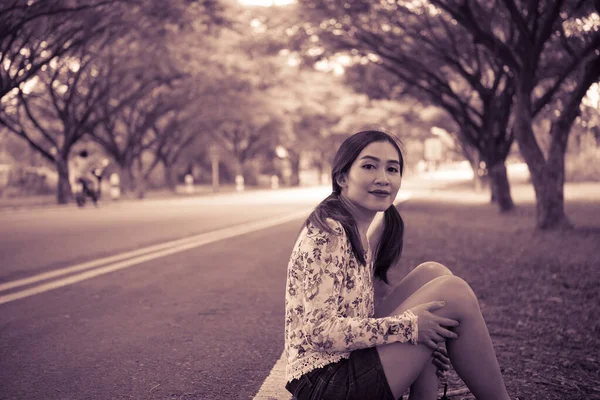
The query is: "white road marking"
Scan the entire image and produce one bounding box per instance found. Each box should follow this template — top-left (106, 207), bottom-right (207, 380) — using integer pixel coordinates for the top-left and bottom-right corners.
top-left (0, 235), bottom-right (220, 292)
top-left (0, 209), bottom-right (312, 306)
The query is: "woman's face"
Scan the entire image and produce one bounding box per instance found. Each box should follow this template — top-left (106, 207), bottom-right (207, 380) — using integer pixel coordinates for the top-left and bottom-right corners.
top-left (339, 140), bottom-right (402, 214)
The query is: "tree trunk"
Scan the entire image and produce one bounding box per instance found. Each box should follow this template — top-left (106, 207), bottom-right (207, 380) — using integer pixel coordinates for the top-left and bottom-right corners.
top-left (533, 120), bottom-right (572, 229)
top-left (488, 176), bottom-right (497, 203)
top-left (233, 158), bottom-right (243, 177)
top-left (318, 163), bottom-right (325, 185)
top-left (119, 166), bottom-right (135, 194)
top-left (513, 92), bottom-right (571, 229)
top-left (532, 170), bottom-right (572, 229)
top-left (289, 152), bottom-right (301, 187)
top-left (136, 180), bottom-right (146, 199)
top-left (56, 157), bottom-right (72, 204)
top-left (163, 164), bottom-right (176, 192)
top-left (488, 162), bottom-right (514, 212)
top-left (135, 158), bottom-right (147, 199)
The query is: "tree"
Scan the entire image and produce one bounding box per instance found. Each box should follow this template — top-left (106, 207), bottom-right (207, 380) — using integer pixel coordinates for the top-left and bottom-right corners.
top-left (0, 0), bottom-right (119, 100)
top-left (0, 46), bottom-right (117, 203)
top-left (345, 63), bottom-right (501, 193)
top-left (0, 0), bottom-right (228, 202)
top-left (91, 78), bottom-right (184, 197)
top-left (294, 0), bottom-right (518, 211)
top-left (207, 93), bottom-right (285, 179)
top-left (430, 0), bottom-right (600, 228)
top-left (231, 6), bottom-right (379, 185)
top-left (269, 67), bottom-right (368, 185)
top-left (175, 11), bottom-right (296, 185)
top-left (152, 109), bottom-right (199, 192)
top-left (0, 0), bottom-right (225, 100)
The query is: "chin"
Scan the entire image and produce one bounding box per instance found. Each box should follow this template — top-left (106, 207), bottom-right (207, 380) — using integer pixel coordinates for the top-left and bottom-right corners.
top-left (374, 205), bottom-right (392, 212)
top-left (365, 201), bottom-right (393, 212)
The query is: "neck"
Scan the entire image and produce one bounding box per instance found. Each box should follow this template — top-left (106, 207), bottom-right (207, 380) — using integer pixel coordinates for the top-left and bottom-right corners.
top-left (354, 212), bottom-right (375, 241)
top-left (339, 194), bottom-right (376, 243)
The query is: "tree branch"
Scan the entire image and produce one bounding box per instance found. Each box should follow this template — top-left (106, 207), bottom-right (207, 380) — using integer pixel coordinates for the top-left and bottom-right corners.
top-left (533, 0), bottom-right (564, 58)
top-left (552, 55), bottom-right (600, 148)
top-left (500, 0), bottom-right (531, 41)
top-left (17, 90), bottom-right (58, 149)
top-left (430, 0), bottom-right (520, 70)
top-left (533, 33), bottom-right (600, 115)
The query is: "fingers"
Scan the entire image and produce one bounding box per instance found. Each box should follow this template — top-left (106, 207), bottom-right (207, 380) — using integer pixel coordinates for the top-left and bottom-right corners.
top-left (433, 357), bottom-right (450, 371)
top-left (435, 346), bottom-right (448, 358)
top-left (433, 347), bottom-right (451, 380)
top-left (434, 347), bottom-right (449, 359)
top-left (426, 339), bottom-right (438, 350)
top-left (433, 349), bottom-right (450, 367)
top-left (438, 327), bottom-right (459, 340)
top-left (437, 316), bottom-right (460, 327)
top-left (436, 364), bottom-right (448, 379)
top-left (432, 333), bottom-right (445, 343)
top-left (425, 300), bottom-right (446, 312)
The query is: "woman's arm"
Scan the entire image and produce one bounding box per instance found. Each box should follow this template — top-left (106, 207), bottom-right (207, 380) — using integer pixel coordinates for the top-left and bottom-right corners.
top-left (297, 221), bottom-right (418, 353)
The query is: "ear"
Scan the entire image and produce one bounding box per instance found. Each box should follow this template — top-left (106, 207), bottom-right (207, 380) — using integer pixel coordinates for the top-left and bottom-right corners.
top-left (336, 173), bottom-right (348, 188)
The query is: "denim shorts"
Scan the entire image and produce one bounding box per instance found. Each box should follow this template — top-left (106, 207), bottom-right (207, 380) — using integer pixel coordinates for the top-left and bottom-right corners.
top-left (285, 347), bottom-right (398, 400)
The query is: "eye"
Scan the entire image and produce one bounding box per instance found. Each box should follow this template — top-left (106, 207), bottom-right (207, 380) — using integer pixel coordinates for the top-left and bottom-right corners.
top-left (362, 164), bottom-right (376, 170)
top-left (388, 166), bottom-right (399, 173)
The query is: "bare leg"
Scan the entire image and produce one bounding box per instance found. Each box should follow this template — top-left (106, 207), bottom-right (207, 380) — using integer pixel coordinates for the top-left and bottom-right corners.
top-left (375, 262), bottom-right (452, 399)
top-left (408, 358), bottom-right (438, 400)
top-left (376, 275), bottom-right (510, 400)
top-left (374, 261), bottom-right (453, 318)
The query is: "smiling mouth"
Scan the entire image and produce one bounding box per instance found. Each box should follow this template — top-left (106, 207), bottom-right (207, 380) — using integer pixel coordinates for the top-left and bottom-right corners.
top-left (369, 191), bottom-right (390, 197)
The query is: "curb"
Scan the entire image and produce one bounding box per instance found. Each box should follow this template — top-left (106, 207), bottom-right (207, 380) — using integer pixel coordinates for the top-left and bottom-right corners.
top-left (252, 353), bottom-right (291, 400)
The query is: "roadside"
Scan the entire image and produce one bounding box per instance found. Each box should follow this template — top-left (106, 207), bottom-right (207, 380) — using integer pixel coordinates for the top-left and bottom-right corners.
top-left (0, 184), bottom-right (251, 212)
top-left (402, 162), bottom-right (600, 204)
top-left (0, 161), bottom-right (471, 212)
top-left (2, 161), bottom-right (599, 213)
top-left (406, 180), bottom-right (600, 204)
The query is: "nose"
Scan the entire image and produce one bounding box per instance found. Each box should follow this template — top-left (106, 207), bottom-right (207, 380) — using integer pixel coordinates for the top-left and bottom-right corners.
top-left (374, 168), bottom-right (390, 186)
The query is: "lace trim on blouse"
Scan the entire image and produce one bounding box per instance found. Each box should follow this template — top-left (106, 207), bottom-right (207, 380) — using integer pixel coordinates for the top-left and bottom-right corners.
top-left (286, 352), bottom-right (350, 382)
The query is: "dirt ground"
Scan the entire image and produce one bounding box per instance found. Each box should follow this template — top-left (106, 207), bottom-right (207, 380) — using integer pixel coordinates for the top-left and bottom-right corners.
top-left (382, 193), bottom-right (600, 400)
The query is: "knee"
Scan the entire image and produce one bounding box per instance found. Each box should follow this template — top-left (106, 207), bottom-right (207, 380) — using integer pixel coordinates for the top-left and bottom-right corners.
top-left (436, 275), bottom-right (480, 313)
top-left (414, 261), bottom-right (453, 279)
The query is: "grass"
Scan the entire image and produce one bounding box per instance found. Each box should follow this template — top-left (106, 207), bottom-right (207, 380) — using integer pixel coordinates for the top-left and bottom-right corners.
top-left (384, 193), bottom-right (600, 400)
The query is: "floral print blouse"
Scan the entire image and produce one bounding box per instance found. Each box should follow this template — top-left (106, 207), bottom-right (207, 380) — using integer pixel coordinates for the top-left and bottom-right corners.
top-left (284, 218), bottom-right (418, 382)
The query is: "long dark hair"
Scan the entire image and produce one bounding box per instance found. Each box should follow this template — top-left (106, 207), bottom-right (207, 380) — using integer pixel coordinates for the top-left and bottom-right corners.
top-left (305, 130), bottom-right (405, 284)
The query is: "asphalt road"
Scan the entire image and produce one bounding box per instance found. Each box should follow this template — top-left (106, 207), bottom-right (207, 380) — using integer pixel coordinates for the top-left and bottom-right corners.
top-left (0, 187), bottom-right (332, 400)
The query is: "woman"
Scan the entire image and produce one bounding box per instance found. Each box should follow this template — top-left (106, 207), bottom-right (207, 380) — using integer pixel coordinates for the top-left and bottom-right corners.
top-left (284, 131), bottom-right (510, 400)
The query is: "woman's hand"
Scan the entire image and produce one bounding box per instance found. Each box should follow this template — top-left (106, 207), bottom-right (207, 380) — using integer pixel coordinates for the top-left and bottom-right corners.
top-left (410, 301), bottom-right (459, 350)
top-left (433, 346), bottom-right (451, 378)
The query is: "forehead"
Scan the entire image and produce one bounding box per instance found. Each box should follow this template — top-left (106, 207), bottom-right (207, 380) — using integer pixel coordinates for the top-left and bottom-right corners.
top-left (355, 141), bottom-right (400, 162)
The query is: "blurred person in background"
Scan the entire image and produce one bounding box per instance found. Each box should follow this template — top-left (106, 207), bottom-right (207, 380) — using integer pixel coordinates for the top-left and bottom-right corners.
top-left (284, 130), bottom-right (510, 400)
top-left (70, 149), bottom-right (107, 207)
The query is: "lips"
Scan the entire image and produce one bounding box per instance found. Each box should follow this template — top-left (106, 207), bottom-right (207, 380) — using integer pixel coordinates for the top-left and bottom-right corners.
top-left (369, 190), bottom-right (390, 197)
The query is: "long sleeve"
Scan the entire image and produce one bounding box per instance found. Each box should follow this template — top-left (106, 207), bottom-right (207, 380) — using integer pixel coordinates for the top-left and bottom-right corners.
top-left (296, 220), bottom-right (418, 353)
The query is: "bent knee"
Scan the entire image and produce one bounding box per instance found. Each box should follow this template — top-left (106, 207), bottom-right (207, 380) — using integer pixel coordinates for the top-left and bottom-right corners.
top-left (414, 261), bottom-right (453, 279)
top-left (436, 275), bottom-right (480, 311)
